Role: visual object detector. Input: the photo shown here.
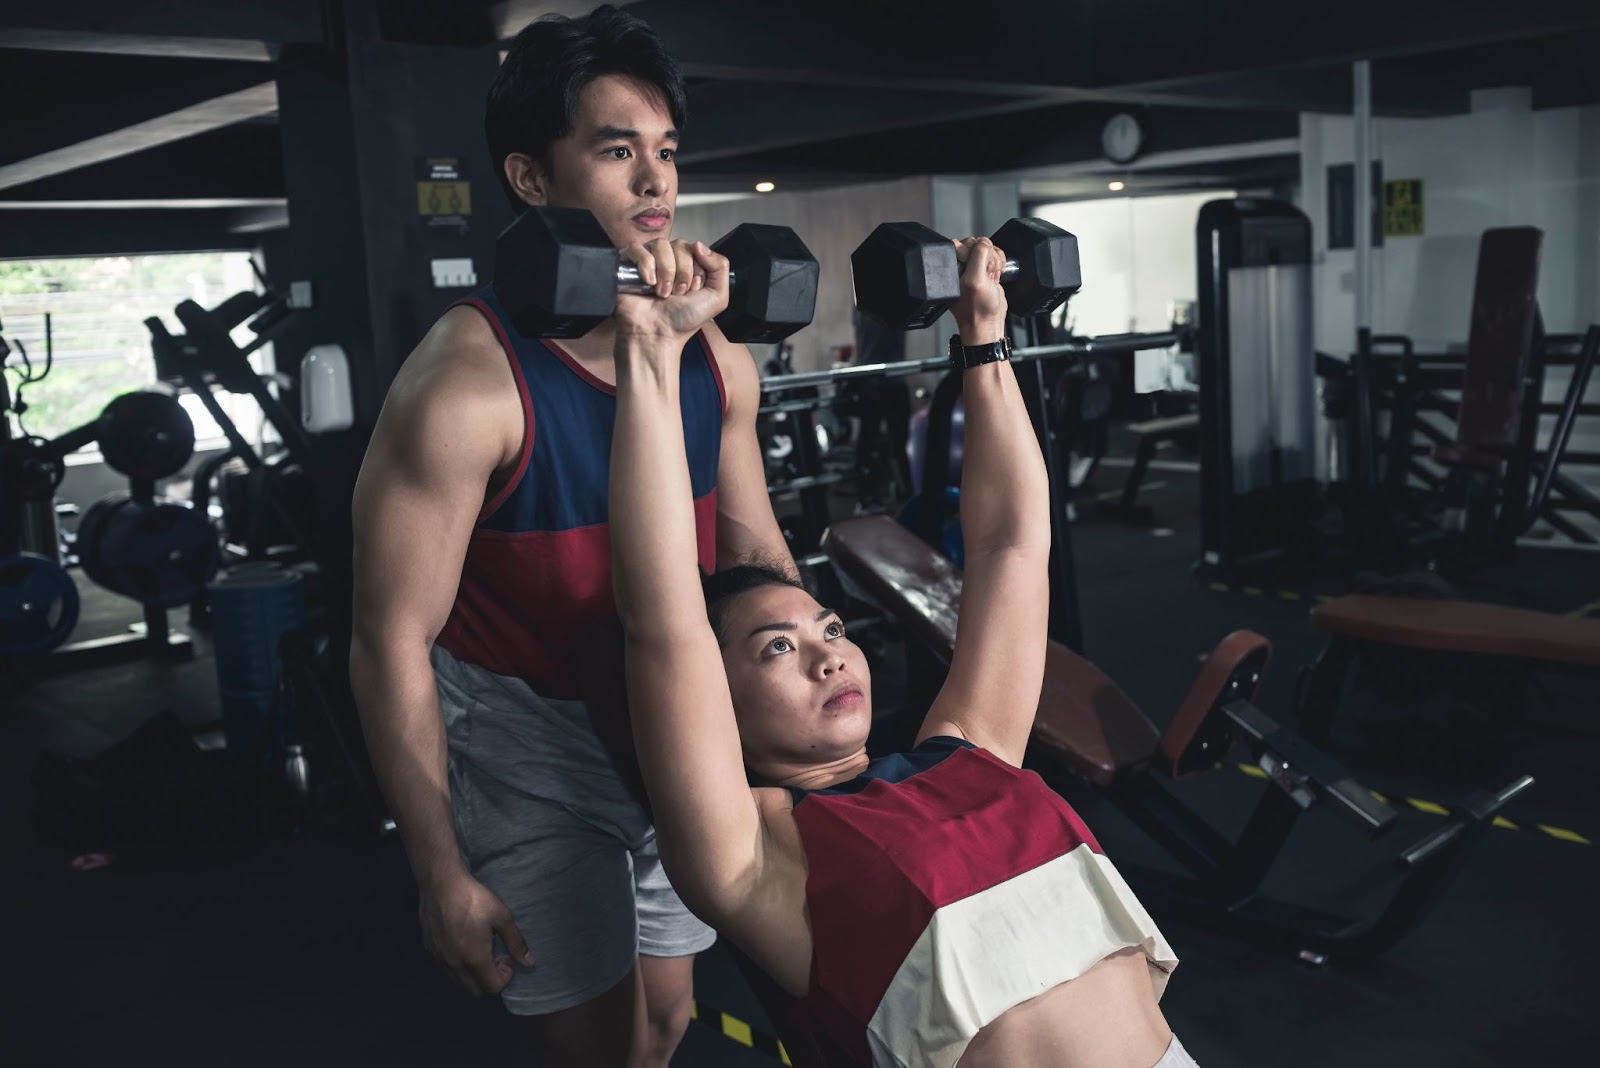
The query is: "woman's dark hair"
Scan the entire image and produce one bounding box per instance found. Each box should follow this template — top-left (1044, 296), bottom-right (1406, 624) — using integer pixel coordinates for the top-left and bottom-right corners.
top-left (485, 4), bottom-right (689, 210)
top-left (702, 558), bottom-right (809, 646)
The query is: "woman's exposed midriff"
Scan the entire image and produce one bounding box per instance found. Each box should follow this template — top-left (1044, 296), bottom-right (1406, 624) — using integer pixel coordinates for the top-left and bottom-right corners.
top-left (954, 947), bottom-right (1173, 1068)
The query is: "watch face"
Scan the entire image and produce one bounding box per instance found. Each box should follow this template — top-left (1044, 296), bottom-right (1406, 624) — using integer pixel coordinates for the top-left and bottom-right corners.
top-left (1102, 113), bottom-right (1143, 164)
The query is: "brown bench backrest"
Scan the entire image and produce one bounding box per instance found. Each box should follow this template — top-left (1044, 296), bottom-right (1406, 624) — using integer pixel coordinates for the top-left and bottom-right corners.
top-left (1033, 640), bottom-right (1162, 785)
top-left (1448, 226), bottom-right (1543, 461)
top-left (1310, 594), bottom-right (1600, 668)
top-left (823, 515), bottom-right (962, 657)
top-left (1156, 630), bottom-right (1272, 779)
top-left (823, 517), bottom-right (1160, 785)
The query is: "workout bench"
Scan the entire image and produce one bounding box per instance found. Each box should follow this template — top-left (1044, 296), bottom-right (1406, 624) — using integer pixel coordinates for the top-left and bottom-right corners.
top-left (820, 515), bottom-right (1529, 963)
top-left (1119, 411), bottom-right (1198, 514)
top-left (1300, 593), bottom-right (1600, 746)
top-left (720, 519), bottom-right (1533, 1068)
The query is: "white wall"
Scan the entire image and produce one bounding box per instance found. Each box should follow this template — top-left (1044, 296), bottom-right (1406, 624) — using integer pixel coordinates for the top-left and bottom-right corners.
top-left (1031, 191), bottom-right (1227, 392)
top-left (1032, 191), bottom-right (1229, 339)
top-left (1301, 93), bottom-right (1600, 535)
top-left (1300, 93), bottom-right (1600, 353)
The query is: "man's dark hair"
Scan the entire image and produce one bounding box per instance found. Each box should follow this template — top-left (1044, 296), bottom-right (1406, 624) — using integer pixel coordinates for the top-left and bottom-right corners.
top-left (485, 4), bottom-right (688, 211)
top-left (702, 558), bottom-right (809, 646)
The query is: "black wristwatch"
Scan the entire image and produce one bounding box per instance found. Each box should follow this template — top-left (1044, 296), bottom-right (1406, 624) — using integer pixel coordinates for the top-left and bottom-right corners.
top-left (948, 333), bottom-right (1012, 370)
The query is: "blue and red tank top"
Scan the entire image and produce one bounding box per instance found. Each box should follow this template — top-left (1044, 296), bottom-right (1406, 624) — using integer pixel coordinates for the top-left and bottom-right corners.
top-left (434, 286), bottom-right (726, 699)
top-left (788, 736), bottom-right (1178, 1068)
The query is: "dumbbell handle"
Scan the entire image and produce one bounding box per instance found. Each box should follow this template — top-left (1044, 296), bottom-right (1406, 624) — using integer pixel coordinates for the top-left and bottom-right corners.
top-left (615, 258), bottom-right (1016, 295)
top-left (616, 263), bottom-right (741, 296)
top-left (954, 257), bottom-right (1026, 286)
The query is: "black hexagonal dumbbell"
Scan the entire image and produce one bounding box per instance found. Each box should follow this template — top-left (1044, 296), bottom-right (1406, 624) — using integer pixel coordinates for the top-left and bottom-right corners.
top-left (850, 217), bottom-right (1081, 330)
top-left (492, 206), bottom-right (819, 344)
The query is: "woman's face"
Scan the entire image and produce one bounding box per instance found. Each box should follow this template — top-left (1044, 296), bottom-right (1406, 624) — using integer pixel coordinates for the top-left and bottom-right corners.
top-left (716, 584), bottom-right (874, 773)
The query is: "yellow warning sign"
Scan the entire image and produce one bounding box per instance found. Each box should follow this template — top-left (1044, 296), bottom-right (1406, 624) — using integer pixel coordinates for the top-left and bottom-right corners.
top-left (417, 180), bottom-right (471, 217)
top-left (1383, 179), bottom-right (1423, 237)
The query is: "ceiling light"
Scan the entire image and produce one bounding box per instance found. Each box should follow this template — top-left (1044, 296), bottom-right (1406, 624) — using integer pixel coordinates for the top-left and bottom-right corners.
top-left (1108, 181), bottom-right (1126, 192)
top-left (755, 181), bottom-right (776, 193)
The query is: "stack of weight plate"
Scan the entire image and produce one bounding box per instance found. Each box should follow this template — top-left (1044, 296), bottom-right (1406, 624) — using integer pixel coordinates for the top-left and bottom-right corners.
top-left (206, 564), bottom-right (306, 766)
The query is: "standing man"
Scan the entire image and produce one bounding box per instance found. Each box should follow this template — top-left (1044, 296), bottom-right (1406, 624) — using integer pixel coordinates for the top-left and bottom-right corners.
top-left (349, 7), bottom-right (791, 1066)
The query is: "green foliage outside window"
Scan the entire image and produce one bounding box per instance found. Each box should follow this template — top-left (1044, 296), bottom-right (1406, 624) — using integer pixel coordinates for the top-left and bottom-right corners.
top-left (1, 252), bottom-right (255, 441)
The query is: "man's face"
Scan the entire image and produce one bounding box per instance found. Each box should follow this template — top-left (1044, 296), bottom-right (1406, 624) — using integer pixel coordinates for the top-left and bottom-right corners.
top-left (540, 73), bottom-right (679, 249)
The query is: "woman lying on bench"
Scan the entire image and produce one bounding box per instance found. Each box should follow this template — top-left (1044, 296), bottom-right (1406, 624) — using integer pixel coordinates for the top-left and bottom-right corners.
top-left (609, 236), bottom-right (1187, 1068)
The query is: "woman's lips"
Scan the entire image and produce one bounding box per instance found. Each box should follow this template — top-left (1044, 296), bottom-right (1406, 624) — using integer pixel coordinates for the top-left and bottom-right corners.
top-left (824, 688), bottom-right (863, 711)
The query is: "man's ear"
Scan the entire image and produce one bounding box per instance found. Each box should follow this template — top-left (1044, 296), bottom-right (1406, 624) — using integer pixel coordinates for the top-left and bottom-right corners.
top-left (503, 153), bottom-right (549, 207)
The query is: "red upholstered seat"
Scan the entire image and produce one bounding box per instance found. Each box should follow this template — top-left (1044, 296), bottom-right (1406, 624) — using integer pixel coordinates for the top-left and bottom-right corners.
top-left (1031, 641), bottom-right (1160, 785)
top-left (1310, 595), bottom-right (1600, 668)
top-left (823, 517), bottom-right (1160, 785)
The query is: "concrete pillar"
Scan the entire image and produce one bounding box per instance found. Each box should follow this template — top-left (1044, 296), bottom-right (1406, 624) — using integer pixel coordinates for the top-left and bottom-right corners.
top-left (271, 2), bottom-right (508, 637)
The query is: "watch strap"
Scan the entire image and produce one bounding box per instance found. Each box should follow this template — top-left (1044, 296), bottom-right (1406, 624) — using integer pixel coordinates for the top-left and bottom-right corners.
top-left (948, 334), bottom-right (1012, 370)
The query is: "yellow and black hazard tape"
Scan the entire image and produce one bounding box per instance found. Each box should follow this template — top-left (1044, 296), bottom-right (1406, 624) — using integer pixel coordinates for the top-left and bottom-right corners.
top-left (690, 998), bottom-right (791, 1064)
top-left (1202, 579), bottom-right (1591, 843)
top-left (1206, 581), bottom-right (1334, 603)
top-left (1232, 762), bottom-right (1591, 846)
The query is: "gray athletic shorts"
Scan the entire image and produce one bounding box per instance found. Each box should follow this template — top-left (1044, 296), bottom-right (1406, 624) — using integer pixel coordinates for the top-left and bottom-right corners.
top-left (1153, 1035), bottom-right (1201, 1067)
top-left (432, 644), bottom-right (716, 1017)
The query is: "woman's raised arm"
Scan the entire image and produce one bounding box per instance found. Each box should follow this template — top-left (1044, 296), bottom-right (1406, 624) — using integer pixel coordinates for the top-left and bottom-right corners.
top-left (608, 239), bottom-right (767, 918)
top-left (915, 237), bottom-right (1052, 767)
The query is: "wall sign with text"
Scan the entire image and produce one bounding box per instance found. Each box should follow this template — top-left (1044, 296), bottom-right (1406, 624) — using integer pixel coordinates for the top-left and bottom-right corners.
top-left (1383, 179), bottom-right (1424, 238)
top-left (416, 157), bottom-right (472, 235)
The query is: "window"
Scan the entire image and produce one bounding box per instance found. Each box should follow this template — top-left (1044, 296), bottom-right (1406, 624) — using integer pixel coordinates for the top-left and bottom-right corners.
top-left (0, 251), bottom-right (277, 457)
top-left (1034, 190), bottom-right (1234, 394)
top-left (1033, 190), bottom-right (1234, 339)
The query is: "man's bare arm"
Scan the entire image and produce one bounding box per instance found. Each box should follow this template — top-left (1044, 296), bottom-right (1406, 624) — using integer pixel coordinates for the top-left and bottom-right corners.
top-left (349, 307), bottom-right (529, 992)
top-left (703, 323), bottom-right (796, 574)
top-left (350, 307), bottom-right (516, 884)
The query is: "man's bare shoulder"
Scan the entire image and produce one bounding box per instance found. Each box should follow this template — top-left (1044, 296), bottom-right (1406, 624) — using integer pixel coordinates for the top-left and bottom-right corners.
top-left (373, 305), bottom-right (523, 469)
top-left (698, 318), bottom-right (749, 365)
top-left (394, 304), bottom-right (512, 395)
top-left (698, 319), bottom-right (758, 403)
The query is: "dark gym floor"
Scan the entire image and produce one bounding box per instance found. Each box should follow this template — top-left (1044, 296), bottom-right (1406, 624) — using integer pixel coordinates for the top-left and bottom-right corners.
top-left (5, 450), bottom-right (1599, 1066)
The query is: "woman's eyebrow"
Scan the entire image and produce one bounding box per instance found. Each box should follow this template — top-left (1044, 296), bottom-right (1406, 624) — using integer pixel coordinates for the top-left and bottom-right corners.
top-left (747, 609), bottom-right (834, 640)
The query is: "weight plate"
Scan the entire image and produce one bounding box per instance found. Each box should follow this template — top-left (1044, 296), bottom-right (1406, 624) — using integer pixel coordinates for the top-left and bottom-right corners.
top-left (78, 493), bottom-right (220, 608)
top-left (98, 391), bottom-right (196, 481)
top-left (0, 552), bottom-right (80, 655)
